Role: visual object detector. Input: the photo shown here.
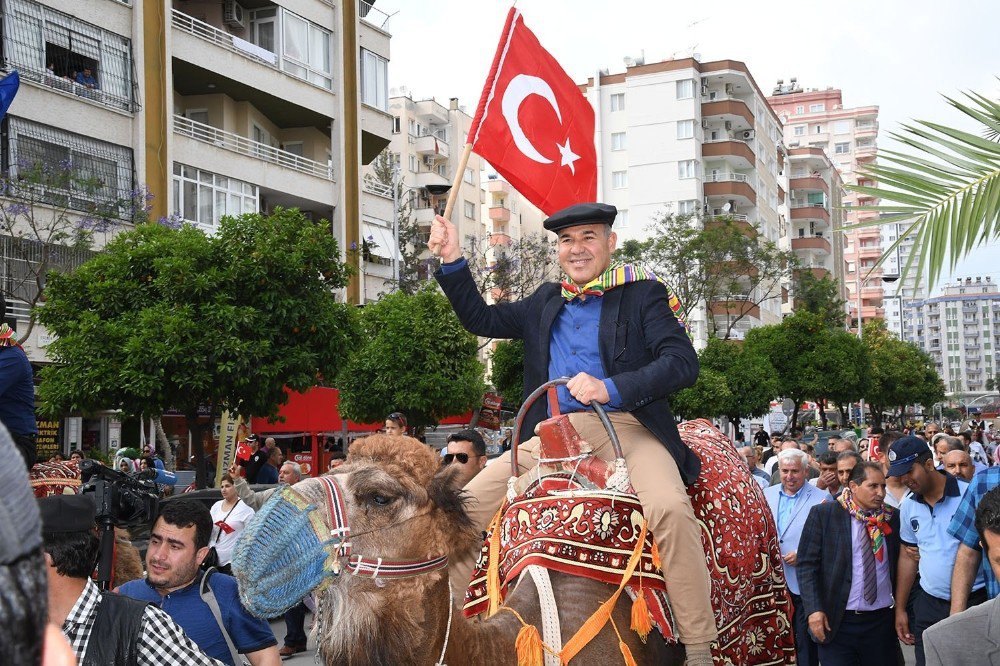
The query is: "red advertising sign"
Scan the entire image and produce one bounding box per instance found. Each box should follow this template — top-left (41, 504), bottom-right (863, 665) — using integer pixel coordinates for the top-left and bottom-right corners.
top-left (479, 393), bottom-right (503, 431)
top-left (292, 452), bottom-right (313, 476)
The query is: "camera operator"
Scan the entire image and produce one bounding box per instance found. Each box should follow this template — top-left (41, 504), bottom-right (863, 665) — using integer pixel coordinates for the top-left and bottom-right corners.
top-left (38, 494), bottom-right (224, 665)
top-left (0, 293), bottom-right (38, 468)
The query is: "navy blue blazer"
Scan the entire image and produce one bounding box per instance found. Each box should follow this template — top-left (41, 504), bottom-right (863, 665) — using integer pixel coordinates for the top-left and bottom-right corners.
top-left (435, 263), bottom-right (701, 485)
top-left (796, 500), bottom-right (901, 643)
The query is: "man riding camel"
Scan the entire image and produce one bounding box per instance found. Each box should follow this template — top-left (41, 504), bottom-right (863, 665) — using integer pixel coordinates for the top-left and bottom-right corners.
top-left (429, 202), bottom-right (717, 665)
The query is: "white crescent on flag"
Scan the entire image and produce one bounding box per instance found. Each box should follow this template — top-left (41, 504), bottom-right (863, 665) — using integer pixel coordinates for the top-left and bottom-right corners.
top-left (500, 74), bottom-right (559, 165)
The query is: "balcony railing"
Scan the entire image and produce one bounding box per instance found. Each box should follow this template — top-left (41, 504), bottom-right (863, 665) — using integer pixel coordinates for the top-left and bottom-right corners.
top-left (172, 10), bottom-right (279, 69)
top-left (363, 179), bottom-right (393, 199)
top-left (173, 115), bottom-right (333, 180)
top-left (704, 172), bottom-right (750, 183)
top-left (360, 0), bottom-right (391, 29)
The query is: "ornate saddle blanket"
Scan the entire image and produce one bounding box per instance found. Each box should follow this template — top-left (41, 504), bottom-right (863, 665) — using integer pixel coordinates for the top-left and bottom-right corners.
top-left (30, 461), bottom-right (81, 497)
top-left (464, 474), bottom-right (676, 639)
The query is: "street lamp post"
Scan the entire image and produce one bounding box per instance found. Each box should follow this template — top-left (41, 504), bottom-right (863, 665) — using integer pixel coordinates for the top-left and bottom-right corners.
top-left (853, 269), bottom-right (899, 426)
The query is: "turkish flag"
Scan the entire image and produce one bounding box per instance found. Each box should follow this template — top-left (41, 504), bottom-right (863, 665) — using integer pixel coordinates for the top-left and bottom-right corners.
top-left (468, 8), bottom-right (596, 215)
top-left (235, 441), bottom-right (253, 462)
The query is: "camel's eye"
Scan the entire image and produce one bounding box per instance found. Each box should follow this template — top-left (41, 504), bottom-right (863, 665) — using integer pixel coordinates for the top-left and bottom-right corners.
top-left (370, 493), bottom-right (394, 506)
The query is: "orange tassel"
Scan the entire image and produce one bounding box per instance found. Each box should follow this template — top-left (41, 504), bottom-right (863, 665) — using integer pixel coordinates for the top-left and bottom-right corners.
top-left (651, 541), bottom-right (662, 571)
top-left (619, 640), bottom-right (639, 666)
top-left (515, 623), bottom-right (545, 666)
top-left (630, 593), bottom-right (653, 643)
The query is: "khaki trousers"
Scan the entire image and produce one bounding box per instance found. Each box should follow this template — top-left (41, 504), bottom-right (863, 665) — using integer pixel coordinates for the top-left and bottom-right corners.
top-left (452, 411), bottom-right (718, 644)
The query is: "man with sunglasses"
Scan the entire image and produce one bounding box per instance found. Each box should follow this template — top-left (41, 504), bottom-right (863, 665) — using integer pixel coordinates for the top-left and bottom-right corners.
top-left (429, 203), bottom-right (716, 665)
top-left (443, 429), bottom-right (488, 487)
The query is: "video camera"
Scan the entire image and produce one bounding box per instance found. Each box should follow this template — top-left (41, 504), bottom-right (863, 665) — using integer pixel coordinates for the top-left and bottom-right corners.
top-left (79, 459), bottom-right (159, 527)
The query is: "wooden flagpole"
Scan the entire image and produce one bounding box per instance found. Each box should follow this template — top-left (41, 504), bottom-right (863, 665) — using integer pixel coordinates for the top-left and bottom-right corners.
top-left (443, 142), bottom-right (474, 220)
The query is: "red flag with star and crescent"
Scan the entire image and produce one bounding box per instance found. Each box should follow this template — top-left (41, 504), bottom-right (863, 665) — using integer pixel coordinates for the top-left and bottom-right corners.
top-left (467, 7), bottom-right (596, 215)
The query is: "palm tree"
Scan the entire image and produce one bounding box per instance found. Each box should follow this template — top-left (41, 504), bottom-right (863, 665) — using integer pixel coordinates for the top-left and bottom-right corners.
top-left (847, 90), bottom-right (1000, 291)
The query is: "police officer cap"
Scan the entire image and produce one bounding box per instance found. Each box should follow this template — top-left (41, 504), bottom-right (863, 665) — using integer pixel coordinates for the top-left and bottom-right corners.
top-left (38, 494), bottom-right (97, 533)
top-left (543, 202), bottom-right (618, 233)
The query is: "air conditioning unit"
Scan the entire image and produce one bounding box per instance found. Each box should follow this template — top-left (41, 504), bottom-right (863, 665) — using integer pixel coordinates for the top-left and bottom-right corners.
top-left (423, 155), bottom-right (436, 168)
top-left (701, 119), bottom-right (709, 129)
top-left (741, 130), bottom-right (755, 140)
top-left (724, 121), bottom-right (733, 130)
top-left (725, 83), bottom-right (734, 94)
top-left (701, 84), bottom-right (709, 96)
top-left (223, 0), bottom-right (246, 28)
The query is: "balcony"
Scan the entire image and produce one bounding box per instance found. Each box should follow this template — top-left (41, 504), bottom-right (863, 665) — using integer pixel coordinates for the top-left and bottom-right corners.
top-left (709, 299), bottom-right (761, 320)
top-left (489, 206), bottom-right (511, 223)
top-left (489, 233), bottom-right (512, 247)
top-left (703, 172), bottom-right (756, 205)
top-left (702, 140), bottom-right (755, 169)
top-left (488, 178), bottom-right (512, 194)
top-left (414, 170), bottom-right (449, 189)
top-left (857, 245), bottom-right (882, 259)
top-left (705, 214), bottom-right (756, 238)
top-left (173, 115), bottom-right (332, 180)
top-left (701, 99), bottom-right (754, 128)
top-left (414, 134), bottom-right (450, 159)
top-left (789, 176), bottom-right (829, 194)
top-left (794, 267), bottom-right (831, 281)
top-left (791, 236), bottom-right (832, 254)
top-left (172, 10), bottom-right (278, 69)
top-left (790, 204), bottom-right (831, 224)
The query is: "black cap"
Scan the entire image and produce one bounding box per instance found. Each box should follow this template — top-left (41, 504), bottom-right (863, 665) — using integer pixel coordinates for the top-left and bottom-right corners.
top-left (38, 494), bottom-right (96, 533)
top-left (543, 202), bottom-right (617, 233)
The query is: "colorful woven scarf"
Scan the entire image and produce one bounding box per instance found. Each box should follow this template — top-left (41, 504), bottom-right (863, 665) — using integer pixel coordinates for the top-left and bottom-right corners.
top-left (838, 488), bottom-right (894, 562)
top-left (0, 322), bottom-right (19, 348)
top-left (561, 264), bottom-right (686, 329)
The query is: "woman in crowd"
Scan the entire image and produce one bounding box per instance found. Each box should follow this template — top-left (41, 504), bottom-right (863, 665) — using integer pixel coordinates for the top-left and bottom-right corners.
top-left (209, 473), bottom-right (255, 574)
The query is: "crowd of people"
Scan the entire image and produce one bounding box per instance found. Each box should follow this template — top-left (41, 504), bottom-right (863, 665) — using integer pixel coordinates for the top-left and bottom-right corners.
top-left (742, 422), bottom-right (1000, 666)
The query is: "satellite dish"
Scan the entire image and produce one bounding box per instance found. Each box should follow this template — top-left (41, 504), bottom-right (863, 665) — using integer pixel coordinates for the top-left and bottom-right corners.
top-left (721, 202), bottom-right (732, 213)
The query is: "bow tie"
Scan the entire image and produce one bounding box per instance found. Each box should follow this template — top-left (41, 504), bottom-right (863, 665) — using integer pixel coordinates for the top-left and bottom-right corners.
top-left (561, 281), bottom-right (604, 301)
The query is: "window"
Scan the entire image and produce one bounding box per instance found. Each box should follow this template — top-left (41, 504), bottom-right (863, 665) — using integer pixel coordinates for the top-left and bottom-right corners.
top-left (616, 209), bottom-right (629, 228)
top-left (172, 163), bottom-right (258, 234)
top-left (8, 116), bottom-right (134, 215)
top-left (361, 49), bottom-right (388, 110)
top-left (610, 93), bottom-right (625, 112)
top-left (793, 125), bottom-right (806, 136)
top-left (391, 117), bottom-right (401, 134)
top-left (809, 103), bottom-right (825, 112)
top-left (612, 170), bottom-right (627, 189)
top-left (408, 154), bottom-right (417, 172)
top-left (676, 79), bottom-right (695, 100)
top-left (463, 168), bottom-right (474, 184)
top-left (834, 142), bottom-right (851, 154)
top-left (281, 141), bottom-right (303, 156)
top-left (251, 8), bottom-right (332, 89)
top-left (4, 0), bottom-right (137, 112)
top-left (676, 120), bottom-right (695, 140)
top-left (611, 132), bottom-right (626, 151)
top-left (795, 105), bottom-right (804, 114)
top-left (813, 124), bottom-right (824, 134)
top-left (677, 160), bottom-right (696, 179)
top-left (678, 200), bottom-right (698, 215)
top-left (833, 120), bottom-right (851, 134)
top-left (463, 200), bottom-right (476, 219)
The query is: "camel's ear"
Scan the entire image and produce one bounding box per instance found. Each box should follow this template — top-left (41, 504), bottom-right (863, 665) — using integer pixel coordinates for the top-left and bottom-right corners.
top-left (428, 464), bottom-right (476, 537)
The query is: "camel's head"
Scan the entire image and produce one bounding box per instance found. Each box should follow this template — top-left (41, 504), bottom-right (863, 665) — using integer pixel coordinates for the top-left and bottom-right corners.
top-left (233, 434), bottom-right (477, 618)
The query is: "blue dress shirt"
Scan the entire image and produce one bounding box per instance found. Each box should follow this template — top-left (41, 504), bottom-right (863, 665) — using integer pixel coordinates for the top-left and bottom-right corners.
top-left (777, 485), bottom-right (806, 533)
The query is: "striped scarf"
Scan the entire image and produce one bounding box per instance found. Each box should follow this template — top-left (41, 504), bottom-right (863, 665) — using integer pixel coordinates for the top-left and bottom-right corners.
top-left (0, 322), bottom-right (19, 348)
top-left (560, 264), bottom-right (686, 329)
top-left (838, 488), bottom-right (894, 562)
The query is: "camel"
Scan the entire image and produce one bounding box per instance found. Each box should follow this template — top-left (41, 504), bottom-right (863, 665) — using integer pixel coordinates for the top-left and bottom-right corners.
top-left (237, 434), bottom-right (682, 665)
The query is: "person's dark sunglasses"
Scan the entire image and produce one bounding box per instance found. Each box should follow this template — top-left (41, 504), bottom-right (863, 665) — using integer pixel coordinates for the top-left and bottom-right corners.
top-left (443, 452), bottom-right (475, 464)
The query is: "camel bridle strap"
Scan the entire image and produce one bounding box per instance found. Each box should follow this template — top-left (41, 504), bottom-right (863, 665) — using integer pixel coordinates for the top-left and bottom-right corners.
top-left (317, 475), bottom-right (449, 579)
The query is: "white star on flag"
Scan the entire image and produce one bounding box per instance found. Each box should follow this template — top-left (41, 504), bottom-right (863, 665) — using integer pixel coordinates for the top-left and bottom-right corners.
top-left (556, 138), bottom-right (580, 175)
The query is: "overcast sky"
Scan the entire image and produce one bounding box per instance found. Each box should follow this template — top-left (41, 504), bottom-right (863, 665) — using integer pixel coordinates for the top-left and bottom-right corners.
top-left (373, 0), bottom-right (999, 295)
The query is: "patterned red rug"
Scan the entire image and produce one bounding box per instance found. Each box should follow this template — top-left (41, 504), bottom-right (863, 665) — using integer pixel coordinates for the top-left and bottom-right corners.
top-left (464, 418), bottom-right (795, 665)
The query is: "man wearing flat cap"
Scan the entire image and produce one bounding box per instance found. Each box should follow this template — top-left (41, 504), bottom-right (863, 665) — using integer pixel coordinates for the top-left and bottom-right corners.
top-left (38, 493), bottom-right (223, 665)
top-left (429, 204), bottom-right (716, 663)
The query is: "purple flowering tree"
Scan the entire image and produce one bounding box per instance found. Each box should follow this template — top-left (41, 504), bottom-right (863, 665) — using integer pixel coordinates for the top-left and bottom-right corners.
top-left (0, 158), bottom-right (154, 341)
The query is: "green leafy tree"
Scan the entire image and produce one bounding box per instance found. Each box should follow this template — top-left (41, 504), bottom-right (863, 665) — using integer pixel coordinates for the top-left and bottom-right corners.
top-left (861, 319), bottom-right (945, 427)
top-left (793, 271), bottom-right (847, 329)
top-left (848, 90), bottom-right (1000, 291)
top-left (465, 233), bottom-right (558, 302)
top-left (745, 311), bottom-right (866, 428)
top-left (490, 339), bottom-right (524, 408)
top-left (672, 338), bottom-right (779, 423)
top-left (614, 213), bottom-right (797, 340)
top-left (37, 209), bottom-right (358, 488)
top-left (337, 285), bottom-right (485, 433)
top-left (670, 368), bottom-right (733, 421)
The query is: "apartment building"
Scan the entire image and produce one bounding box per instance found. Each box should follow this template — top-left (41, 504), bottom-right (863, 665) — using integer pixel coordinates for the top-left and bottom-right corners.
top-left (881, 218), bottom-right (923, 339)
top-left (767, 83), bottom-right (882, 329)
top-left (0, 0), bottom-right (393, 451)
top-left (380, 93), bottom-right (486, 276)
top-left (905, 277), bottom-right (1000, 396)
top-left (785, 146), bottom-right (846, 304)
top-left (581, 57), bottom-right (786, 346)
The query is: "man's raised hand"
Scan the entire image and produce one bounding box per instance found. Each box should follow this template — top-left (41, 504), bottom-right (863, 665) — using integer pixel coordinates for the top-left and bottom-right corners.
top-left (427, 214), bottom-right (461, 263)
